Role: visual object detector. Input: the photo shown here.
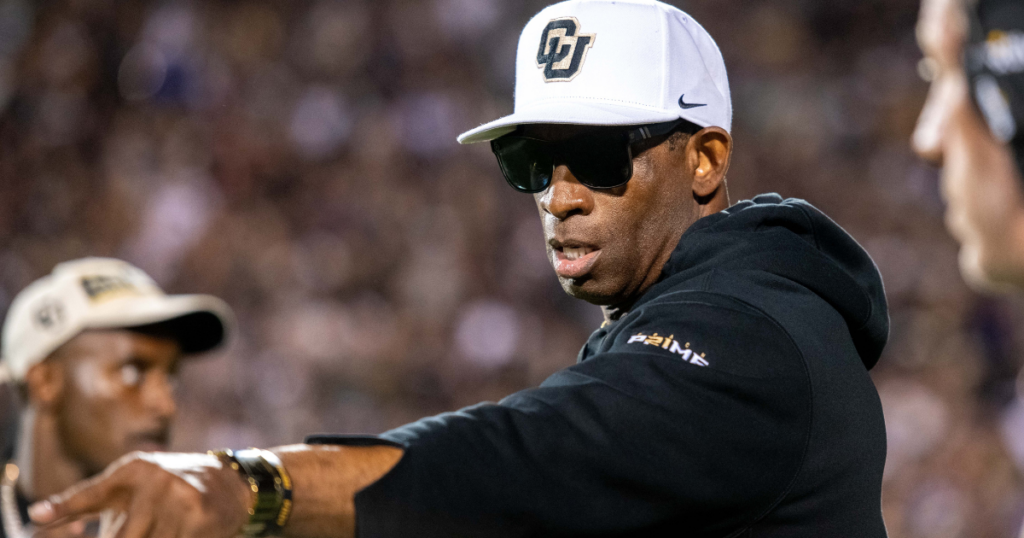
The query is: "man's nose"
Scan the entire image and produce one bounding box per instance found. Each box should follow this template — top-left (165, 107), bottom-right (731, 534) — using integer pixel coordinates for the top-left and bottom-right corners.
top-left (539, 164), bottom-right (595, 220)
top-left (913, 75), bottom-right (960, 166)
top-left (145, 373), bottom-right (178, 420)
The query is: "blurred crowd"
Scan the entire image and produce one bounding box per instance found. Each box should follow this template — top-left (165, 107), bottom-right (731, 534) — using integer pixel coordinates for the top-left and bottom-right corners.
top-left (0, 0), bottom-right (1019, 536)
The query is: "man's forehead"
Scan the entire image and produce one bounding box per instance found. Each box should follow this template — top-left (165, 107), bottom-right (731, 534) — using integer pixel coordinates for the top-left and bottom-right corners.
top-left (51, 328), bottom-right (181, 363)
top-left (917, 0), bottom-right (967, 62)
top-left (520, 123), bottom-right (616, 141)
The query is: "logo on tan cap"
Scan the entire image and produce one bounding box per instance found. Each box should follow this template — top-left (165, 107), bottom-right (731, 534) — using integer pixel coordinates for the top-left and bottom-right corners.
top-left (33, 299), bottom-right (65, 330)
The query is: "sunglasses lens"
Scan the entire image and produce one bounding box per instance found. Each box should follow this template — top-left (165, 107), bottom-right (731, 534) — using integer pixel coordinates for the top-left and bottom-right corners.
top-left (491, 129), bottom-right (634, 192)
top-left (492, 137), bottom-right (553, 193)
top-left (564, 131), bottom-right (632, 189)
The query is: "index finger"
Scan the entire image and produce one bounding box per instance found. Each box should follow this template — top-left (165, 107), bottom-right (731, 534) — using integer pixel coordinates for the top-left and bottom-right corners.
top-left (29, 465), bottom-right (127, 526)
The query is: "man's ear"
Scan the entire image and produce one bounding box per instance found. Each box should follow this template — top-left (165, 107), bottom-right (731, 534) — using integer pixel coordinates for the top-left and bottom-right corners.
top-left (24, 360), bottom-right (64, 409)
top-left (688, 126), bottom-right (732, 201)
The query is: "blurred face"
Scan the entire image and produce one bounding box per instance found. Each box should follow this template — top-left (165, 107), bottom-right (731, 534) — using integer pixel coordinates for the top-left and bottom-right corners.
top-left (527, 124), bottom-right (711, 306)
top-left (48, 330), bottom-right (181, 475)
top-left (913, 0), bottom-right (1024, 289)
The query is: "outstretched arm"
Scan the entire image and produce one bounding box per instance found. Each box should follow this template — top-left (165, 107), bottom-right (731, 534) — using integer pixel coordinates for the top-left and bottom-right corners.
top-left (33, 300), bottom-right (811, 538)
top-left (276, 445), bottom-right (403, 537)
top-left (29, 444), bottom-right (403, 538)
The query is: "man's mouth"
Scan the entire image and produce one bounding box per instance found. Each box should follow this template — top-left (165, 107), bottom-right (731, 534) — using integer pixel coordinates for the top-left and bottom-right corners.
top-left (129, 430), bottom-right (170, 452)
top-left (553, 245), bottom-right (602, 279)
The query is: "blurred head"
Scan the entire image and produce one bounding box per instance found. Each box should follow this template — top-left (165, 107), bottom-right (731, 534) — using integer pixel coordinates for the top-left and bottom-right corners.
top-left (23, 327), bottom-right (181, 475)
top-left (913, 0), bottom-right (1024, 290)
top-left (0, 257), bottom-right (232, 475)
top-left (526, 123), bottom-right (731, 306)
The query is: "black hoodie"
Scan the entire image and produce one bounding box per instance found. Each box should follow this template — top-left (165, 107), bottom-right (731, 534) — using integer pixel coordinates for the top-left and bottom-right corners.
top-left (310, 194), bottom-right (890, 538)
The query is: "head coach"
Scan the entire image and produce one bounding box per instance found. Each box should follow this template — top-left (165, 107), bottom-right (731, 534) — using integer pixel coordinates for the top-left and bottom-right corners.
top-left (28, 2), bottom-right (890, 537)
top-left (914, 0), bottom-right (1024, 291)
top-left (0, 257), bottom-right (231, 538)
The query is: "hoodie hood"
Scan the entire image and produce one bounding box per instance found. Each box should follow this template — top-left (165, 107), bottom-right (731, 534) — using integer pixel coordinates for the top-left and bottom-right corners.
top-left (636, 193), bottom-right (888, 370)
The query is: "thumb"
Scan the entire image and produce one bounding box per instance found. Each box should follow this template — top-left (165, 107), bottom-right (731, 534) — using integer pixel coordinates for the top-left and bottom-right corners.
top-left (31, 519), bottom-right (89, 538)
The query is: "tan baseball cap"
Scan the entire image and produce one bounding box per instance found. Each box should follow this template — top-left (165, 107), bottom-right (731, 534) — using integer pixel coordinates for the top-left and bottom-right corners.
top-left (0, 257), bottom-right (233, 383)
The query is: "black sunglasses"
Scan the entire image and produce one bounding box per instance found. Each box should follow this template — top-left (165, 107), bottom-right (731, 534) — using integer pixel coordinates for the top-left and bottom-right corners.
top-left (490, 119), bottom-right (701, 193)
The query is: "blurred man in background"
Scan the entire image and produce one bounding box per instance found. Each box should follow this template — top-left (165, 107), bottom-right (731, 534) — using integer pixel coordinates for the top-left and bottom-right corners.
top-left (0, 258), bottom-right (231, 538)
top-left (915, 4), bottom-right (1024, 537)
top-left (914, 0), bottom-right (1024, 290)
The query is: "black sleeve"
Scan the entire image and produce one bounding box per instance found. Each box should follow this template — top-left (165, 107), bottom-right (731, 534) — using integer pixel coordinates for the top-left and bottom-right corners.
top-left (310, 300), bottom-right (812, 538)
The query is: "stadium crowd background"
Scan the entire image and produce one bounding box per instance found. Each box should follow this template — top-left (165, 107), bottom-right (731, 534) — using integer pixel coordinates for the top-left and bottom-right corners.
top-left (0, 0), bottom-right (1020, 536)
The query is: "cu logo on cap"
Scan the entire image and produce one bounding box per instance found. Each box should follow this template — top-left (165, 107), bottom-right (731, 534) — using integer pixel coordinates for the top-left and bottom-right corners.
top-left (536, 17), bottom-right (596, 82)
top-left (34, 300), bottom-right (64, 330)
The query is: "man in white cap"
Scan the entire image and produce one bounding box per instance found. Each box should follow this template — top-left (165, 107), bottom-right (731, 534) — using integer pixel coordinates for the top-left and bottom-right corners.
top-left (29, 2), bottom-right (889, 537)
top-left (0, 257), bottom-right (232, 538)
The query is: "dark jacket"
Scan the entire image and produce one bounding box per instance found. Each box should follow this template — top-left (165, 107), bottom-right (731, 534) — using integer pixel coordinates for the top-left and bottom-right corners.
top-left (311, 193), bottom-right (890, 537)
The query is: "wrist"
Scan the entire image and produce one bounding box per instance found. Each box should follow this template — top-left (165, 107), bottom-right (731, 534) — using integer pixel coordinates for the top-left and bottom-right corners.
top-left (210, 449), bottom-right (294, 538)
top-left (269, 444), bottom-right (404, 538)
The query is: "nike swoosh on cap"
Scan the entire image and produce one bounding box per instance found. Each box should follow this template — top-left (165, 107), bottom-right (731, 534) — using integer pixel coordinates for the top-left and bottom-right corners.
top-left (679, 94), bottom-right (706, 109)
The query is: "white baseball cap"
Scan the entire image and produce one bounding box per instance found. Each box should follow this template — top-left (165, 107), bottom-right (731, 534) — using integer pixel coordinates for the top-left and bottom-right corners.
top-left (0, 257), bottom-right (234, 384)
top-left (457, 0), bottom-right (732, 144)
